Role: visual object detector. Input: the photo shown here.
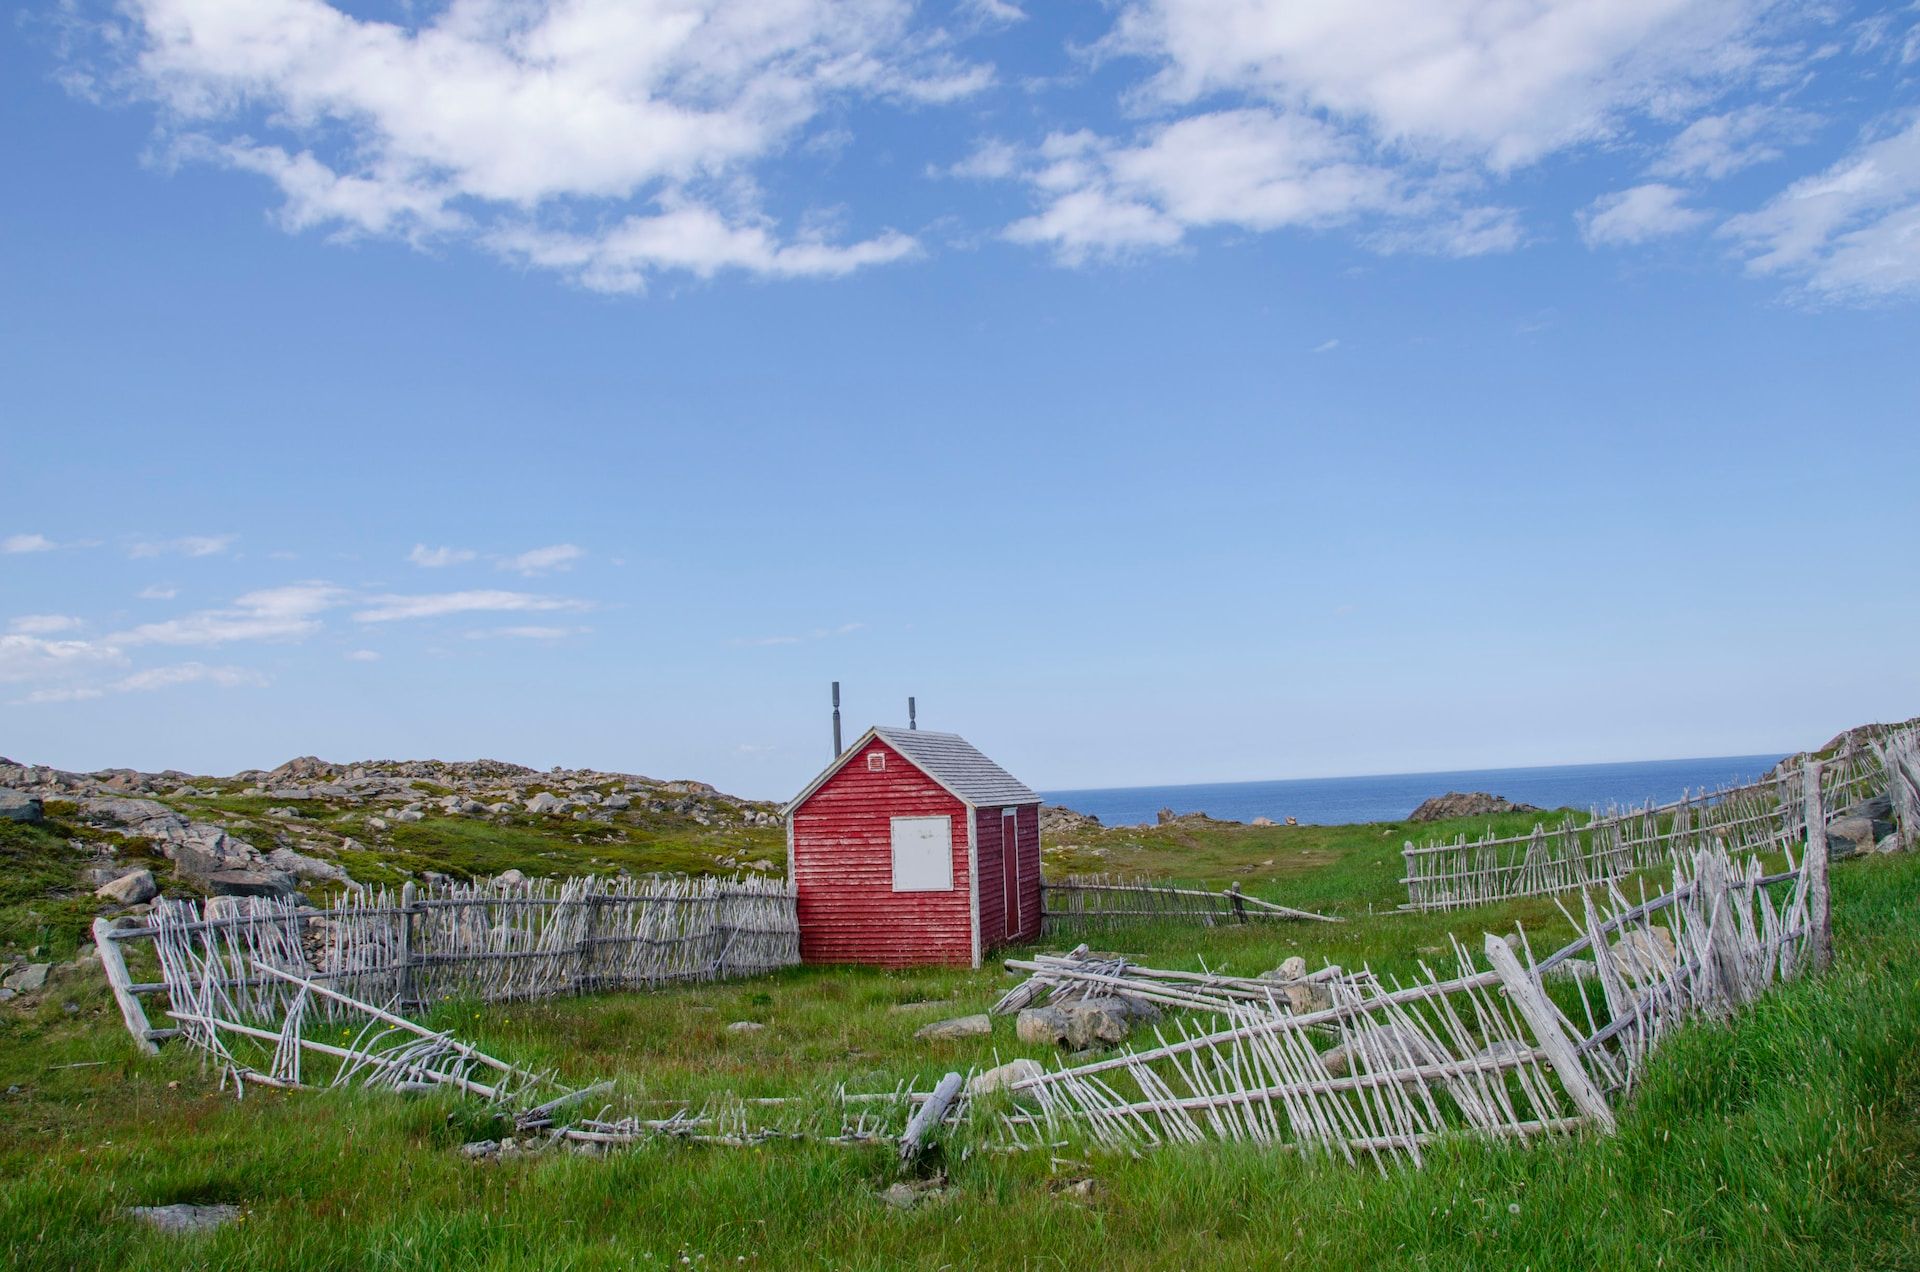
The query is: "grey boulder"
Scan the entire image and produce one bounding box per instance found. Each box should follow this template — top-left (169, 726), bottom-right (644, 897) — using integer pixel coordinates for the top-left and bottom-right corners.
top-left (96, 868), bottom-right (158, 905)
top-left (0, 789), bottom-right (43, 823)
top-left (915, 1013), bottom-right (992, 1042)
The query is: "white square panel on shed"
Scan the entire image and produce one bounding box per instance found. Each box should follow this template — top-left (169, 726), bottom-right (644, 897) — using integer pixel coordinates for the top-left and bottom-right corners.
top-left (890, 815), bottom-right (953, 892)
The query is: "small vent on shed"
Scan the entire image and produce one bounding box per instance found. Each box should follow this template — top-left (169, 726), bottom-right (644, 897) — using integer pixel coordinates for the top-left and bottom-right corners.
top-left (867, 752), bottom-right (886, 772)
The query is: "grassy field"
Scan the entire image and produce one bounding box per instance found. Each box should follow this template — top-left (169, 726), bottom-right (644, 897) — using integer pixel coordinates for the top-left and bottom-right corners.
top-left (3, 810), bottom-right (1919, 1270)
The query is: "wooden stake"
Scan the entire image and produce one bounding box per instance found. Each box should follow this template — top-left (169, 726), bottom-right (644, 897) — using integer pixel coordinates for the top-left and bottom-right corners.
top-left (897, 1071), bottom-right (964, 1167)
top-left (1483, 933), bottom-right (1615, 1132)
top-left (92, 917), bottom-right (159, 1055)
top-left (1802, 760), bottom-right (1832, 972)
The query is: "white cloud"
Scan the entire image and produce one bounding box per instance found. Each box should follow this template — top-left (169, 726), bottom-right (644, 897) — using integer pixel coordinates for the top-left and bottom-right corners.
top-left (110, 581), bottom-right (348, 646)
top-left (409, 544), bottom-right (477, 568)
top-left (1578, 183), bottom-right (1710, 247)
top-left (93, 0), bottom-right (977, 292)
top-left (1652, 105), bottom-right (1818, 181)
top-left (1311, 338), bottom-right (1339, 354)
top-left (9, 615), bottom-right (83, 635)
top-left (345, 649), bottom-right (381, 662)
top-left (22, 661), bottom-right (268, 703)
top-left (353, 590), bottom-right (594, 623)
top-left (488, 207), bottom-right (920, 293)
top-left (963, 0), bottom-right (1027, 24)
top-left (497, 543), bottom-right (586, 576)
top-left (1003, 112), bottom-right (1509, 263)
top-left (465, 625), bottom-right (592, 640)
top-left (0, 633), bottom-right (128, 685)
top-left (128, 534), bottom-right (234, 558)
top-left (987, 1), bottom-right (1821, 267)
top-left (1108, 0), bottom-right (1785, 171)
top-left (137, 584), bottom-right (179, 600)
top-left (1724, 116), bottom-right (1920, 301)
top-left (3, 533), bottom-right (57, 554)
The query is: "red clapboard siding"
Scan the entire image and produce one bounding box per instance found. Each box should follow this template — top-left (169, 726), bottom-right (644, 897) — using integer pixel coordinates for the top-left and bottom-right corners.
top-left (1013, 802), bottom-right (1042, 942)
top-left (790, 737), bottom-right (975, 966)
top-left (976, 804), bottom-right (1005, 949)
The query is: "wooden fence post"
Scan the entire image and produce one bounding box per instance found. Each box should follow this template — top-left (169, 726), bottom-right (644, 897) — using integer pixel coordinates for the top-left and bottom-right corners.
top-left (92, 916), bottom-right (159, 1055)
top-left (398, 882), bottom-right (418, 1007)
top-left (576, 889), bottom-right (600, 994)
top-left (1484, 933), bottom-right (1616, 1132)
top-left (1802, 760), bottom-right (1832, 972)
top-left (1227, 881), bottom-right (1247, 924)
top-left (898, 1071), bottom-right (965, 1168)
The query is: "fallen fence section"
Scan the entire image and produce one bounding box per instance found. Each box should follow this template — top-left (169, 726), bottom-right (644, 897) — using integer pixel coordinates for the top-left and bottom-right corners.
top-left (1401, 737), bottom-right (1907, 911)
top-left (994, 836), bottom-right (1822, 1168)
top-left (1040, 877), bottom-right (1337, 933)
top-left (97, 873), bottom-right (799, 1047)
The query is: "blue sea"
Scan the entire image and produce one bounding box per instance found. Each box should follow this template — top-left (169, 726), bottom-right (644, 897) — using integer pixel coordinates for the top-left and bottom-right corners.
top-left (1040, 754), bottom-right (1789, 828)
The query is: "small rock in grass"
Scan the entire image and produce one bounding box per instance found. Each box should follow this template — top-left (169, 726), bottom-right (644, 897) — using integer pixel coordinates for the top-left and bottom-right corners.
top-left (460, 1140), bottom-right (501, 1160)
top-left (915, 1013), bottom-right (991, 1042)
top-left (1320, 1024), bottom-right (1445, 1077)
top-left (3, 964), bottom-right (51, 993)
top-left (966, 1058), bottom-right (1044, 1095)
top-left (128, 1203), bottom-right (241, 1234)
top-left (879, 1183), bottom-right (920, 1209)
top-left (887, 1000), bottom-right (951, 1015)
top-left (494, 869), bottom-right (528, 886)
top-left (726, 1020), bottom-right (765, 1033)
top-left (1546, 958), bottom-right (1597, 982)
top-left (1609, 927), bottom-right (1677, 982)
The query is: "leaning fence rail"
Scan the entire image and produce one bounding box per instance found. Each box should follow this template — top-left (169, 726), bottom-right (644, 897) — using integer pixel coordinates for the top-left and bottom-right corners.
top-left (1400, 734), bottom-right (1900, 911)
top-left (95, 873), bottom-right (799, 1046)
top-left (1040, 876), bottom-right (1338, 933)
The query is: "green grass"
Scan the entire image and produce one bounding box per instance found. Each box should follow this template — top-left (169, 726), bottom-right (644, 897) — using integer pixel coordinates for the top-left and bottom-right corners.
top-left (4, 814), bottom-right (1919, 1269)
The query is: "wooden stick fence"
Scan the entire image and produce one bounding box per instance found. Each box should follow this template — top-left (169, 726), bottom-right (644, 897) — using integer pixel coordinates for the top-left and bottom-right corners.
top-left (98, 874), bottom-right (799, 1043)
top-left (1040, 876), bottom-right (1338, 933)
top-left (1400, 740), bottom-right (1897, 911)
top-left (991, 833), bottom-right (1823, 1167)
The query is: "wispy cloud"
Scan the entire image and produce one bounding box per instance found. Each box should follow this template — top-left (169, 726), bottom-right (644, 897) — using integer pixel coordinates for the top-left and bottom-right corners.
top-left (731, 621), bottom-right (864, 648)
top-left (498, 543), bottom-right (585, 576)
top-left (111, 582), bottom-right (347, 646)
top-left (464, 625), bottom-right (592, 640)
top-left (3, 533), bottom-right (58, 554)
top-left (9, 615), bottom-right (82, 635)
top-left (353, 590), bottom-right (594, 623)
top-left (345, 649), bottom-right (381, 662)
top-left (137, 584), bottom-right (179, 600)
top-left (1312, 338), bottom-right (1340, 354)
top-left (0, 633), bottom-right (128, 686)
top-left (127, 534), bottom-right (234, 559)
top-left (409, 544), bottom-right (476, 568)
top-left (1577, 184), bottom-right (1708, 248)
top-left (22, 661), bottom-right (267, 704)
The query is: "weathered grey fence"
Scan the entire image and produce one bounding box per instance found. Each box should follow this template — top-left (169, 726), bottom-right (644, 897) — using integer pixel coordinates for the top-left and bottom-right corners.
top-left (96, 874), bottom-right (798, 1048)
top-left (1400, 740), bottom-right (1900, 911)
top-left (1041, 876), bottom-right (1337, 932)
top-left (999, 827), bottom-right (1826, 1166)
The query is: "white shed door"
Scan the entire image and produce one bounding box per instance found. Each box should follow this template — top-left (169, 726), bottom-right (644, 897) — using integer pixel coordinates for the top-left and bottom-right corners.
top-left (891, 815), bottom-right (953, 892)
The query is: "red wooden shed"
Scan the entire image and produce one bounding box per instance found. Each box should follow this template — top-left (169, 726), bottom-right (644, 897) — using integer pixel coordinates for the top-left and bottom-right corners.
top-left (782, 726), bottom-right (1043, 967)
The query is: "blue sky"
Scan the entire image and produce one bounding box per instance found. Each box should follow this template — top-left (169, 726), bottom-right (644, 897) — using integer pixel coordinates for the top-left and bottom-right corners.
top-left (3, 0), bottom-right (1918, 799)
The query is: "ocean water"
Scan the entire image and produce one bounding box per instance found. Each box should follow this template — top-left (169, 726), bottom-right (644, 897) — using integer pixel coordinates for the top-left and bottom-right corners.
top-left (1040, 753), bottom-right (1789, 828)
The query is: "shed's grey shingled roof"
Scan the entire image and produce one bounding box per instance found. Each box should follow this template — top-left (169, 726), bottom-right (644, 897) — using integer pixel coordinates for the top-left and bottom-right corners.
top-left (871, 727), bottom-right (1040, 808)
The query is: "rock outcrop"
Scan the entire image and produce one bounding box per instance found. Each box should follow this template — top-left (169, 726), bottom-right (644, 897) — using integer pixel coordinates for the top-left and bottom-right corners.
top-left (1407, 792), bottom-right (1542, 822)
